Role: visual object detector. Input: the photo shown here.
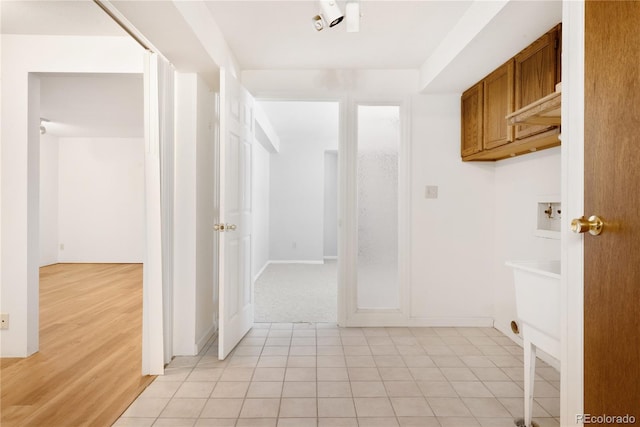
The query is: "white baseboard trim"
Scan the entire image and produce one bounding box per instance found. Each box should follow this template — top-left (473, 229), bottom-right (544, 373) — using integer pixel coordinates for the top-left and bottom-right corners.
top-left (253, 259), bottom-right (327, 284)
top-left (406, 316), bottom-right (495, 327)
top-left (195, 323), bottom-right (217, 355)
top-left (253, 261), bottom-right (271, 283)
top-left (268, 260), bottom-right (324, 265)
top-left (344, 316), bottom-right (494, 328)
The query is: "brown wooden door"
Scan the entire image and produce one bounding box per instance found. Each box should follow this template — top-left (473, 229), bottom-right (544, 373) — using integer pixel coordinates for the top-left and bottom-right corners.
top-left (514, 27), bottom-right (558, 140)
top-left (461, 81), bottom-right (483, 158)
top-left (584, 1), bottom-right (640, 417)
top-left (483, 59), bottom-right (514, 150)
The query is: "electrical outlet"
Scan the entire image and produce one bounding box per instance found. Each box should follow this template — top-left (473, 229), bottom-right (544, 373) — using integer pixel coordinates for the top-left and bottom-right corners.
top-left (0, 313), bottom-right (9, 330)
top-left (60, 243), bottom-right (65, 250)
top-left (292, 242), bottom-right (297, 249)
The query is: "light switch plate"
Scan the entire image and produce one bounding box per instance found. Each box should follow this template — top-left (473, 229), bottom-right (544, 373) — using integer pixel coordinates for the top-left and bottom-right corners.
top-left (425, 185), bottom-right (438, 199)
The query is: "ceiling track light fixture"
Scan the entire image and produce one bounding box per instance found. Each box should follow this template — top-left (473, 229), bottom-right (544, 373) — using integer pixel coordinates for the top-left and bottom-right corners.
top-left (345, 1), bottom-right (360, 33)
top-left (313, 0), bottom-right (360, 32)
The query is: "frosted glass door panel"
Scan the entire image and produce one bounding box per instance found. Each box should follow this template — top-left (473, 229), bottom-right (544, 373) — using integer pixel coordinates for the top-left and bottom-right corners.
top-left (356, 105), bottom-right (400, 309)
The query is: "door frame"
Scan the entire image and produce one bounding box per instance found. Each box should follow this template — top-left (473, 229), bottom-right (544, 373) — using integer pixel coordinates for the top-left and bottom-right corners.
top-left (344, 97), bottom-right (411, 327)
top-left (560, 1), bottom-right (585, 424)
top-left (253, 96), bottom-right (346, 325)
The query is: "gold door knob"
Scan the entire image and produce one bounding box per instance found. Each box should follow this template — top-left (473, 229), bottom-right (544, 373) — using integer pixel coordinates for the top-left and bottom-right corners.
top-left (227, 224), bottom-right (237, 231)
top-left (214, 223), bottom-right (225, 232)
top-left (571, 215), bottom-right (604, 236)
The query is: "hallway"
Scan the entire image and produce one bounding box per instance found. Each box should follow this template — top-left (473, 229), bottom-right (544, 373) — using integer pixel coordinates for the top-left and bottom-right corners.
top-left (254, 262), bottom-right (337, 323)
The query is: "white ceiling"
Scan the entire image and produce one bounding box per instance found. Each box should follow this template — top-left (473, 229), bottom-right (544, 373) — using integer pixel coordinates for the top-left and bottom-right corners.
top-left (2, 2), bottom-right (144, 138)
top-left (259, 100), bottom-right (339, 144)
top-left (39, 74), bottom-right (144, 138)
top-left (3, 1), bottom-right (561, 138)
top-left (206, 1), bottom-right (473, 70)
top-left (0, 0), bottom-right (126, 36)
top-left (1, 1), bottom-right (473, 70)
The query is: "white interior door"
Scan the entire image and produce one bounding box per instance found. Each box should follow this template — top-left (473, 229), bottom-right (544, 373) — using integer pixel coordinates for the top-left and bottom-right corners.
top-left (218, 68), bottom-right (254, 359)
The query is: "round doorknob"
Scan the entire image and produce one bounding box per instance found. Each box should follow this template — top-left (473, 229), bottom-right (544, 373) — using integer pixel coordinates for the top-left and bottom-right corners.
top-left (570, 217), bottom-right (589, 233)
top-left (227, 224), bottom-right (237, 231)
top-left (571, 215), bottom-right (604, 236)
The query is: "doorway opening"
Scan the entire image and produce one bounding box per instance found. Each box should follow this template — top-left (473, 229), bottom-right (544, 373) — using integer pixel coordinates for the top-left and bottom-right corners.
top-left (252, 100), bottom-right (340, 323)
top-left (2, 72), bottom-right (150, 426)
top-left (39, 73), bottom-right (145, 267)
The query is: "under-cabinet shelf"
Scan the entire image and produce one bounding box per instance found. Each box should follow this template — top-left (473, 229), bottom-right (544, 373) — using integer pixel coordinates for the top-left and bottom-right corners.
top-left (507, 89), bottom-right (561, 126)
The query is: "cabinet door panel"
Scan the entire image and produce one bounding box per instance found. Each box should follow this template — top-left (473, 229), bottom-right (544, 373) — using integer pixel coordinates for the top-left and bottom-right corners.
top-left (515, 29), bottom-right (558, 139)
top-left (483, 59), bottom-right (514, 150)
top-left (461, 82), bottom-right (483, 158)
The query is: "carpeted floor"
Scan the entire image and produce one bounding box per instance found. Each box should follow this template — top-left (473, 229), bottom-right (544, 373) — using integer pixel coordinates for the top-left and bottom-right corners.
top-left (254, 261), bottom-right (337, 323)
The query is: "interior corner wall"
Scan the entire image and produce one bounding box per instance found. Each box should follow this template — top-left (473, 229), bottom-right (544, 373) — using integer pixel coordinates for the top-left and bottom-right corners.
top-left (173, 72), bottom-right (198, 355)
top-left (252, 142), bottom-right (270, 280)
top-left (409, 94), bottom-right (496, 325)
top-left (57, 137), bottom-right (145, 263)
top-left (39, 134), bottom-right (59, 267)
top-left (409, 95), bottom-right (561, 329)
top-left (269, 134), bottom-right (338, 262)
top-left (493, 147), bottom-right (561, 345)
top-left (194, 75), bottom-right (216, 350)
top-left (173, 72), bottom-right (217, 355)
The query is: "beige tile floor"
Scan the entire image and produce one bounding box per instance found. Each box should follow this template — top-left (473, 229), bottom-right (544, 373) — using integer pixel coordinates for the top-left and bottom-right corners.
top-left (114, 323), bottom-right (560, 427)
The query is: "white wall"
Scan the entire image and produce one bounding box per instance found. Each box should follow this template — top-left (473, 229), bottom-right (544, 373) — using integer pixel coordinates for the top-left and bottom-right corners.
top-left (269, 133), bottom-right (338, 262)
top-left (243, 69), bottom-right (420, 99)
top-left (56, 137), bottom-right (145, 263)
top-left (173, 73), bottom-right (198, 355)
top-left (1, 34), bottom-right (144, 357)
top-left (410, 96), bottom-right (561, 327)
top-left (252, 142), bottom-right (271, 279)
top-left (194, 75), bottom-right (216, 351)
top-left (323, 151), bottom-right (338, 258)
top-left (493, 147), bottom-right (561, 343)
top-left (173, 72), bottom-right (217, 355)
top-left (410, 95), bottom-right (496, 324)
top-left (39, 134), bottom-right (59, 266)
top-left (263, 101), bottom-right (340, 263)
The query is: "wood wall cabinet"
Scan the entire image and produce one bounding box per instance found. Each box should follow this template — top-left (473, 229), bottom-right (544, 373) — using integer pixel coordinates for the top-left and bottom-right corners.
top-left (461, 81), bottom-right (483, 157)
top-left (514, 25), bottom-right (561, 140)
top-left (461, 23), bottom-right (561, 161)
top-left (483, 59), bottom-right (514, 150)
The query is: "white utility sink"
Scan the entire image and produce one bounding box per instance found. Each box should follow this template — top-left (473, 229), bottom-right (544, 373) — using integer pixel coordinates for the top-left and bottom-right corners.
top-left (506, 260), bottom-right (560, 427)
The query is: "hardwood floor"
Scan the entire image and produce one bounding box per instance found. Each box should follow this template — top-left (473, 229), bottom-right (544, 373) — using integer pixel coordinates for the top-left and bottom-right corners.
top-left (0, 264), bottom-right (155, 427)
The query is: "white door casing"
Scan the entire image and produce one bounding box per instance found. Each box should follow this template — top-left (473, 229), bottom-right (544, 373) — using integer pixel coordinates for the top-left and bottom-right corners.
top-left (560, 2), bottom-right (584, 424)
top-left (218, 69), bottom-right (254, 359)
top-left (142, 52), bottom-right (174, 375)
